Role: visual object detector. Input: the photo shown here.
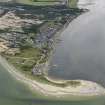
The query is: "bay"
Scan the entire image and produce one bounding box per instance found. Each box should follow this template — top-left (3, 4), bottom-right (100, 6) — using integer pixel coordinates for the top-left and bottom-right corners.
top-left (49, 0), bottom-right (105, 87)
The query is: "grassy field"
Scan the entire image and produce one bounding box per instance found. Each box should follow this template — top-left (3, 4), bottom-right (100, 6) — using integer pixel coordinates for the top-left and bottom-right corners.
top-left (0, 0), bottom-right (78, 8)
top-left (10, 0), bottom-right (78, 8)
top-left (16, 0), bottom-right (58, 5)
top-left (69, 0), bottom-right (78, 8)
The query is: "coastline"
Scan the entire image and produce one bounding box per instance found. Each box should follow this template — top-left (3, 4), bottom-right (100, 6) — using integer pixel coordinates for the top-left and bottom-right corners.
top-left (0, 3), bottom-right (104, 99)
top-left (0, 55), bottom-right (105, 98)
top-left (43, 11), bottom-right (87, 76)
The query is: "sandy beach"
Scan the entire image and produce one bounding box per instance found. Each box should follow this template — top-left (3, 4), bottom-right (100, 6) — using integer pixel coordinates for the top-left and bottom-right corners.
top-left (0, 55), bottom-right (105, 97)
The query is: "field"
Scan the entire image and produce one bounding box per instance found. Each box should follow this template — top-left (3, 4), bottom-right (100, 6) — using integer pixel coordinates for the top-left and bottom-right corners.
top-left (0, 0), bottom-right (78, 8)
top-left (17, 0), bottom-right (56, 5)
top-left (18, 0), bottom-right (78, 7)
top-left (69, 0), bottom-right (78, 8)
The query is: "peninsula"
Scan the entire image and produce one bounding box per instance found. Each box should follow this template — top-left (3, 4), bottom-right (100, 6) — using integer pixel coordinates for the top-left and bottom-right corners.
top-left (0, 0), bottom-right (105, 99)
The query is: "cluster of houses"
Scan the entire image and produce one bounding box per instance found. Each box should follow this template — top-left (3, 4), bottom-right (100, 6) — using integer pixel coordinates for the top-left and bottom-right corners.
top-left (0, 8), bottom-right (44, 49)
top-left (0, 11), bottom-right (43, 30)
top-left (32, 63), bottom-right (45, 75)
top-left (0, 38), bottom-right (8, 53)
top-left (0, 3), bottom-right (83, 75)
top-left (35, 22), bottom-right (62, 48)
top-left (0, 4), bottom-right (73, 51)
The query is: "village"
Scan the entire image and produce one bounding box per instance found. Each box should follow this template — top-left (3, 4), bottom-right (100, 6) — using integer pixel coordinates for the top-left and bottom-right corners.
top-left (0, 3), bottom-right (84, 76)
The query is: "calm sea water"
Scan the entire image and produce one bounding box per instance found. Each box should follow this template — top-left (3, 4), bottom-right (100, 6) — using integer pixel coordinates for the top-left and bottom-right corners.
top-left (49, 0), bottom-right (105, 87)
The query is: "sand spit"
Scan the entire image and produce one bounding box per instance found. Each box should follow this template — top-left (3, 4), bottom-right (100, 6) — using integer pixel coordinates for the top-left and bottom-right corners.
top-left (0, 55), bottom-right (105, 98)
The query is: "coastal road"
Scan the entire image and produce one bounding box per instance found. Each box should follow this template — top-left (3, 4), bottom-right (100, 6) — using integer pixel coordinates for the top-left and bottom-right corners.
top-left (49, 0), bottom-right (105, 87)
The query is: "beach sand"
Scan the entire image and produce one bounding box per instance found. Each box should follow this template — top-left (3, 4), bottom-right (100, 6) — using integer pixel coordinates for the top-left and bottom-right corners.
top-left (0, 55), bottom-right (105, 98)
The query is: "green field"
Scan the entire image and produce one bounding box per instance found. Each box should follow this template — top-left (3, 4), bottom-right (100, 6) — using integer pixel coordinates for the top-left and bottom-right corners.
top-left (18, 0), bottom-right (56, 6)
top-left (0, 0), bottom-right (78, 8)
top-left (69, 0), bottom-right (78, 8)
top-left (14, 0), bottom-right (78, 8)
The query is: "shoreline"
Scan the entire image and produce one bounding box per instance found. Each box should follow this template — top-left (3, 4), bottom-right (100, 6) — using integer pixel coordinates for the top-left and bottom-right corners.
top-left (0, 55), bottom-right (105, 98)
top-left (43, 11), bottom-right (87, 76)
top-left (0, 3), bottom-right (104, 99)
